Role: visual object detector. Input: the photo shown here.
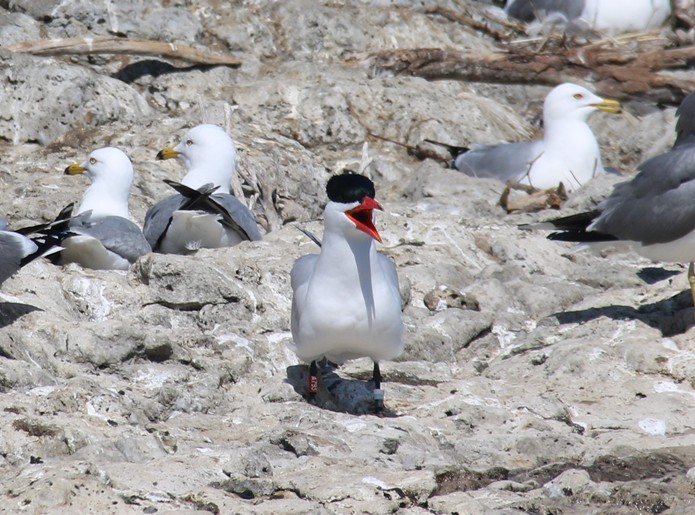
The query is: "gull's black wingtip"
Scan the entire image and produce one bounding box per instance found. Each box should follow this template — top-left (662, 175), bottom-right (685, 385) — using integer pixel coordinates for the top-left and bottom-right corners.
top-left (423, 139), bottom-right (470, 159)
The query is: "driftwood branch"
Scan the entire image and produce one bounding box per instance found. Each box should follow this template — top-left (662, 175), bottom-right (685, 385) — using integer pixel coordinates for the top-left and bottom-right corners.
top-left (5, 36), bottom-right (241, 67)
top-left (499, 182), bottom-right (568, 213)
top-left (365, 45), bottom-right (695, 104)
top-left (422, 5), bottom-right (515, 42)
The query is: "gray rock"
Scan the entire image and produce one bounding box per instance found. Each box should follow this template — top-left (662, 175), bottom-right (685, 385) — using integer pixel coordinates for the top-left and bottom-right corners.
top-left (0, 52), bottom-right (150, 145)
top-left (543, 469), bottom-right (594, 497)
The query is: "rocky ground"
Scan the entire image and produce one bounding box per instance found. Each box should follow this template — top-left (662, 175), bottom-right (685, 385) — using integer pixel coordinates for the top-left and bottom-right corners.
top-left (1, 1), bottom-right (695, 513)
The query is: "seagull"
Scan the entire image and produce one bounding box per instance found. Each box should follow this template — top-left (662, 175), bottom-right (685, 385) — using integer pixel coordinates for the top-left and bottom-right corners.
top-left (59, 147), bottom-right (151, 270)
top-left (523, 90), bottom-right (695, 308)
top-left (0, 212), bottom-right (70, 286)
top-left (144, 124), bottom-right (263, 254)
top-left (289, 172), bottom-right (404, 412)
top-left (445, 83), bottom-right (621, 192)
top-left (505, 0), bottom-right (671, 36)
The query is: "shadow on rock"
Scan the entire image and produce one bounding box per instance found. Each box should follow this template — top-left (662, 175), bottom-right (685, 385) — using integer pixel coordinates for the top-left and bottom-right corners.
top-left (112, 59), bottom-right (217, 83)
top-left (636, 266), bottom-right (682, 285)
top-left (0, 302), bottom-right (41, 329)
top-left (555, 290), bottom-right (695, 337)
top-left (286, 363), bottom-right (398, 417)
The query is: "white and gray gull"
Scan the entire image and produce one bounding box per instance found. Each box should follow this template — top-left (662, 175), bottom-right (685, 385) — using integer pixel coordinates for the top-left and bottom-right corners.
top-left (448, 83), bottom-right (621, 192)
top-left (144, 124), bottom-right (263, 254)
top-left (523, 90), bottom-right (695, 309)
top-left (289, 172), bottom-right (404, 412)
top-left (59, 147), bottom-right (151, 270)
top-left (505, 0), bottom-right (671, 36)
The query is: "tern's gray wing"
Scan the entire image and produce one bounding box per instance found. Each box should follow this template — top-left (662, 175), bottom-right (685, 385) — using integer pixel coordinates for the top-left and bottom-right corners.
top-left (71, 215), bottom-right (151, 263)
top-left (453, 140), bottom-right (544, 183)
top-left (0, 231), bottom-right (36, 285)
top-left (506, 0), bottom-right (584, 22)
top-left (377, 253), bottom-right (401, 306)
top-left (290, 253), bottom-right (319, 342)
top-left (211, 193), bottom-right (263, 242)
top-left (143, 194), bottom-right (182, 250)
top-left (591, 143), bottom-right (695, 245)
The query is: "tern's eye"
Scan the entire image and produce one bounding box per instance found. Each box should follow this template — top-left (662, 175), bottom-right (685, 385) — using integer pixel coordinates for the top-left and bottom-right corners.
top-left (89, 157), bottom-right (97, 165)
top-left (573, 93), bottom-right (584, 100)
top-left (186, 139), bottom-right (193, 146)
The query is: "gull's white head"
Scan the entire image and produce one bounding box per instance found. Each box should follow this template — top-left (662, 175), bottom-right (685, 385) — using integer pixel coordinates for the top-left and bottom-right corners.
top-left (324, 173), bottom-right (383, 244)
top-left (156, 124), bottom-right (236, 194)
top-left (65, 147), bottom-right (133, 219)
top-left (543, 83), bottom-right (622, 127)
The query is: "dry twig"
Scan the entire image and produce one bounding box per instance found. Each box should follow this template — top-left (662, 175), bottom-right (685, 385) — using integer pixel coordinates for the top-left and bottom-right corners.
top-left (499, 182), bottom-right (568, 213)
top-left (422, 5), bottom-right (514, 42)
top-left (5, 36), bottom-right (241, 67)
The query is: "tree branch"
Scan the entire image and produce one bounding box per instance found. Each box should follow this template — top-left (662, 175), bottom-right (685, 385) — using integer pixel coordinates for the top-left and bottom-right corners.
top-left (365, 45), bottom-right (695, 104)
top-left (5, 36), bottom-right (241, 67)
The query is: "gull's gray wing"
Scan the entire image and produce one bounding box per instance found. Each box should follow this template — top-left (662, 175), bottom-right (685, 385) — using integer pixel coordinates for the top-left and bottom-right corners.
top-left (591, 143), bottom-right (695, 245)
top-left (145, 181), bottom-right (262, 251)
top-left (210, 193), bottom-right (263, 242)
top-left (143, 194), bottom-right (182, 250)
top-left (453, 140), bottom-right (544, 183)
top-left (674, 91), bottom-right (695, 148)
top-left (71, 215), bottom-right (151, 263)
top-left (506, 0), bottom-right (584, 22)
top-left (163, 179), bottom-right (262, 241)
top-left (0, 231), bottom-right (36, 285)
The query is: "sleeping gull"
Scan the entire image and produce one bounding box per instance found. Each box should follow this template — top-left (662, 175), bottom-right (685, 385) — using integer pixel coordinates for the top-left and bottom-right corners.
top-left (59, 147), bottom-right (151, 270)
top-left (505, 0), bottom-right (672, 35)
top-left (144, 124), bottom-right (263, 254)
top-left (523, 90), bottom-right (695, 307)
top-left (447, 83), bottom-right (621, 192)
top-left (289, 172), bottom-right (403, 412)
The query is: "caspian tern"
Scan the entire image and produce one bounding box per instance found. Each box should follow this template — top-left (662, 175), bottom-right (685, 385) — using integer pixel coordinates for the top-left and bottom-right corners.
top-left (145, 124), bottom-right (262, 254)
top-left (289, 172), bottom-right (404, 412)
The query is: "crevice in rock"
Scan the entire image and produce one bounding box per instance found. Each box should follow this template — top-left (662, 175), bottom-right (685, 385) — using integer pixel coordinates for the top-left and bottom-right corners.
top-left (432, 451), bottom-right (688, 499)
top-left (434, 466), bottom-right (510, 496)
top-left (464, 325), bottom-right (493, 349)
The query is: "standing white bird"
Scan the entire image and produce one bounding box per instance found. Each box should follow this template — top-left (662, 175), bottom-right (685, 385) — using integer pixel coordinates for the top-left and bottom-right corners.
top-left (59, 147), bottom-right (151, 270)
top-left (444, 83), bottom-right (621, 192)
top-left (144, 124), bottom-right (263, 254)
top-left (289, 173), bottom-right (404, 412)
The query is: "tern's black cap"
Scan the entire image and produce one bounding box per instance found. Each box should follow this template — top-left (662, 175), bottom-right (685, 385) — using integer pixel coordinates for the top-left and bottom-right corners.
top-left (326, 172), bottom-right (376, 204)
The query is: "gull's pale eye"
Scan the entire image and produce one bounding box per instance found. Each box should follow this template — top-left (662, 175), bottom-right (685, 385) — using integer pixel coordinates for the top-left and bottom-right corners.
top-left (186, 139), bottom-right (193, 146)
top-left (89, 157), bottom-right (97, 165)
top-left (573, 93), bottom-right (584, 100)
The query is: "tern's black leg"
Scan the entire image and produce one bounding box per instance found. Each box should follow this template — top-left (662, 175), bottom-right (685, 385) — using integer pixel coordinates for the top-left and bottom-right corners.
top-left (689, 262), bottom-right (695, 318)
top-left (308, 360), bottom-right (319, 402)
top-left (372, 361), bottom-right (384, 413)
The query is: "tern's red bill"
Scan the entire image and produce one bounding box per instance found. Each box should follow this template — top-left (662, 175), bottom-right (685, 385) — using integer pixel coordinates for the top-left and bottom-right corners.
top-left (345, 196), bottom-right (383, 242)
